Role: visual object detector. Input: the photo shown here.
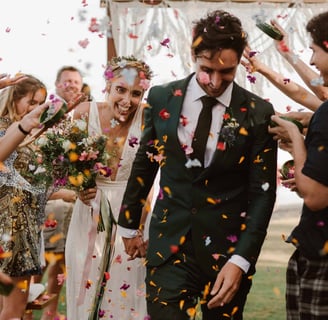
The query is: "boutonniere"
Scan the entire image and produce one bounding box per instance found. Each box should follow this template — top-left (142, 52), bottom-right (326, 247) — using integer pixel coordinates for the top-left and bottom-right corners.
top-left (218, 107), bottom-right (240, 150)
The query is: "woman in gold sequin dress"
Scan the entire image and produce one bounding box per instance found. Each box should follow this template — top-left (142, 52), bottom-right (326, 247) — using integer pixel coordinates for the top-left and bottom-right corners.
top-left (0, 75), bottom-right (48, 319)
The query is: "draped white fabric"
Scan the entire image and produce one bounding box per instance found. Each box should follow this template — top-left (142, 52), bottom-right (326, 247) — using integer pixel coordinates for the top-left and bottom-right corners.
top-left (108, 1), bottom-right (327, 111)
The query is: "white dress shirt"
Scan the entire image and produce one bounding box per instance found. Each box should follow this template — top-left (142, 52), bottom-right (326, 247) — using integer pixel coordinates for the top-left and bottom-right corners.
top-left (179, 75), bottom-right (230, 167)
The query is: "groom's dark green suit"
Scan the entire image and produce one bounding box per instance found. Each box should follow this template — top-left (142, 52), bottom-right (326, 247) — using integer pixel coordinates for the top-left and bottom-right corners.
top-left (119, 73), bottom-right (277, 278)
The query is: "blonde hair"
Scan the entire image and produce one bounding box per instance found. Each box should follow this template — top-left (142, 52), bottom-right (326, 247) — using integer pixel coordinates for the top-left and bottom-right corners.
top-left (0, 75), bottom-right (47, 121)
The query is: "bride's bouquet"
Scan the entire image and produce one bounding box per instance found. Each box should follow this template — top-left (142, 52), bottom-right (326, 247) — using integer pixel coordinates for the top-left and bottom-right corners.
top-left (34, 116), bottom-right (111, 191)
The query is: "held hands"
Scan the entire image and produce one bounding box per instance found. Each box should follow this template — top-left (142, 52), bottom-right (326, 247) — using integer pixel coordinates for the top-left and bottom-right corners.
top-left (207, 262), bottom-right (243, 309)
top-left (122, 231), bottom-right (148, 260)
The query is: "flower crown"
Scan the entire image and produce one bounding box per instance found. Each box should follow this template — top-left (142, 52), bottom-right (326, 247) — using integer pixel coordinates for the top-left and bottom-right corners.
top-left (106, 55), bottom-right (153, 80)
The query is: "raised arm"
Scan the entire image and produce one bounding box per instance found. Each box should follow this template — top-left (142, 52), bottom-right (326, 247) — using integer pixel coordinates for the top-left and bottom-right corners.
top-left (0, 73), bottom-right (28, 89)
top-left (242, 46), bottom-right (322, 111)
top-left (0, 102), bottom-right (49, 162)
top-left (271, 19), bottom-right (328, 101)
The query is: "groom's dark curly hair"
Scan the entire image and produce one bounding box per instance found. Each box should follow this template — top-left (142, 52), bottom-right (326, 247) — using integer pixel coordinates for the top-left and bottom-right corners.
top-left (306, 11), bottom-right (328, 53)
top-left (191, 10), bottom-right (248, 61)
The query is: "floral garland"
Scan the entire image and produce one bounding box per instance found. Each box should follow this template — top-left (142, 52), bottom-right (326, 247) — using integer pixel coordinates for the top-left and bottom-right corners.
top-left (104, 55), bottom-right (152, 91)
top-left (107, 55), bottom-right (153, 80)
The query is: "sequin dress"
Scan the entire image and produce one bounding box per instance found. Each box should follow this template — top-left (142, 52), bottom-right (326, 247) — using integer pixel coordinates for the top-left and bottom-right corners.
top-left (0, 118), bottom-right (46, 277)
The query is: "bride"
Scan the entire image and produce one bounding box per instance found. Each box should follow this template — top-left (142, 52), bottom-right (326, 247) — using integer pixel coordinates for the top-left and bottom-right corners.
top-left (65, 56), bottom-right (153, 320)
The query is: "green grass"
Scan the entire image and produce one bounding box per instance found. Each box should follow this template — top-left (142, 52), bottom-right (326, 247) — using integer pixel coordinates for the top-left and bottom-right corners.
top-left (32, 267), bottom-right (287, 320)
top-left (32, 206), bottom-right (299, 320)
top-left (244, 266), bottom-right (287, 319)
top-left (243, 207), bottom-right (298, 320)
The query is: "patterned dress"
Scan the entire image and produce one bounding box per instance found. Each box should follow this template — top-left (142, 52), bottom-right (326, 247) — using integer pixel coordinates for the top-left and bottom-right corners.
top-left (0, 117), bottom-right (46, 277)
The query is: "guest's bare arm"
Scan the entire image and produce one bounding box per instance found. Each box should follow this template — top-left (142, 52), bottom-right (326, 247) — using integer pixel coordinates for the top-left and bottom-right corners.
top-left (271, 19), bottom-right (328, 101)
top-left (0, 102), bottom-right (49, 162)
top-left (0, 73), bottom-right (28, 89)
top-left (242, 46), bottom-right (322, 112)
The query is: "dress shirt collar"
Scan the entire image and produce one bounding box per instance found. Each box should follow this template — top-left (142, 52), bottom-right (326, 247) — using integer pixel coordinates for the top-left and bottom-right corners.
top-left (189, 74), bottom-right (233, 108)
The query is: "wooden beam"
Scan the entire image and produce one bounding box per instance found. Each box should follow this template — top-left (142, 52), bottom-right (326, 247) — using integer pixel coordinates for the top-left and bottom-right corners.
top-left (107, 37), bottom-right (117, 62)
top-left (105, 1), bottom-right (117, 61)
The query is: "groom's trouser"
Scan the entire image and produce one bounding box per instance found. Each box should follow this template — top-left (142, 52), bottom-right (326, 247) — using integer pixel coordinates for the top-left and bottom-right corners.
top-left (146, 232), bottom-right (252, 320)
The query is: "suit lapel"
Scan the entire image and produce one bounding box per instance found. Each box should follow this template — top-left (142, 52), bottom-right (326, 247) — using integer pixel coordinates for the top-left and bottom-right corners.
top-left (165, 73), bottom-right (194, 126)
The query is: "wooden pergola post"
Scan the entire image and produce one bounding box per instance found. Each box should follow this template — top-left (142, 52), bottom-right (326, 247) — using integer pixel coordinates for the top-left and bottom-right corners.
top-left (107, 37), bottom-right (117, 62)
top-left (102, 0), bottom-right (117, 61)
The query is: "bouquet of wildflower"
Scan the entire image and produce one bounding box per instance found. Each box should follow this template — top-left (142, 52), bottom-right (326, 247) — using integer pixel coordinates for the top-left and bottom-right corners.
top-left (34, 116), bottom-right (111, 192)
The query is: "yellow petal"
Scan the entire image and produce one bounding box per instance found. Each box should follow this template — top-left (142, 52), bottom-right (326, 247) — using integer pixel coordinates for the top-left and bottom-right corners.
top-left (191, 36), bottom-right (202, 48)
top-left (68, 152), bottom-right (79, 162)
top-left (136, 176), bottom-right (144, 186)
top-left (239, 127), bottom-right (248, 136)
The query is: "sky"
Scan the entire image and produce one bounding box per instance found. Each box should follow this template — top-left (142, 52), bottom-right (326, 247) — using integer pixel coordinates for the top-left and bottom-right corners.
top-left (0, 1), bottom-right (314, 108)
top-left (0, 0), bottom-right (189, 100)
top-left (0, 0), bottom-right (107, 99)
top-left (0, 1), bottom-right (304, 205)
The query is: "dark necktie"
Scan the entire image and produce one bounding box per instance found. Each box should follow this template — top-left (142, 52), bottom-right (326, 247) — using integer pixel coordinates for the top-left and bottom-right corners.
top-left (191, 96), bottom-right (218, 167)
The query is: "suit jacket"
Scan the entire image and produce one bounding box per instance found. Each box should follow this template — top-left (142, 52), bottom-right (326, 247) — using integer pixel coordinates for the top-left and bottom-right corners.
top-left (119, 74), bottom-right (277, 277)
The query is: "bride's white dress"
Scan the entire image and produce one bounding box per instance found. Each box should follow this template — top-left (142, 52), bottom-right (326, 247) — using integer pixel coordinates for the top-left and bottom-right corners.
top-left (65, 101), bottom-right (149, 320)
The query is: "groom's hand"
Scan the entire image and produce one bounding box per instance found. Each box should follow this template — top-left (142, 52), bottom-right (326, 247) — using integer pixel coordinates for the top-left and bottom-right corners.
top-left (207, 262), bottom-right (243, 309)
top-left (122, 233), bottom-right (147, 260)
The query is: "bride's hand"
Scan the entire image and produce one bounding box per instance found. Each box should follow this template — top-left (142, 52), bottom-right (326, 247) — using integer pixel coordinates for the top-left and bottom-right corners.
top-left (78, 187), bottom-right (97, 206)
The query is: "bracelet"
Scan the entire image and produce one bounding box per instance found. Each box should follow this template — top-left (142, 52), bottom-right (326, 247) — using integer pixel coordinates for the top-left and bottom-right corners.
top-left (18, 123), bottom-right (30, 135)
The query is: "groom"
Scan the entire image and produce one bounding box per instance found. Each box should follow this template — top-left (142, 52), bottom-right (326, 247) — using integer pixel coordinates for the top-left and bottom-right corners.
top-left (118, 9), bottom-right (277, 320)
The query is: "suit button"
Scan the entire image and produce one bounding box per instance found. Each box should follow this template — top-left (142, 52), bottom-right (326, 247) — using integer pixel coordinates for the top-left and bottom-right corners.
top-left (191, 208), bottom-right (197, 214)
